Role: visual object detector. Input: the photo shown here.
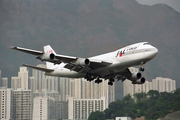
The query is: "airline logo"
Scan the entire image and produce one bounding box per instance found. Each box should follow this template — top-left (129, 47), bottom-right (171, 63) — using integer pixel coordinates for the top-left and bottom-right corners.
top-left (116, 46), bottom-right (138, 57)
top-left (116, 50), bottom-right (125, 57)
top-left (47, 49), bottom-right (53, 53)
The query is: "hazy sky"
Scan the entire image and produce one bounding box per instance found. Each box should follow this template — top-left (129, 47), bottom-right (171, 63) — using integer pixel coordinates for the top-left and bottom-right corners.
top-left (136, 0), bottom-right (180, 13)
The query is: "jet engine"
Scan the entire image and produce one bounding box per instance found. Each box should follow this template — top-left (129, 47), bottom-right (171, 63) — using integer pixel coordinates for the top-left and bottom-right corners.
top-left (75, 58), bottom-right (90, 66)
top-left (132, 77), bottom-right (145, 84)
top-left (129, 72), bottom-right (142, 81)
top-left (39, 53), bottom-right (55, 61)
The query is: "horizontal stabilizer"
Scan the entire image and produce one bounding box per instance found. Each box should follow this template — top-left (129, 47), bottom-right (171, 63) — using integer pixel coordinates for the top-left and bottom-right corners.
top-left (22, 64), bottom-right (54, 72)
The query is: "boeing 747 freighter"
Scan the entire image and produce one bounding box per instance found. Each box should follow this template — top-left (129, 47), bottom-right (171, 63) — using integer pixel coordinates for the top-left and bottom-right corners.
top-left (11, 42), bottom-right (158, 85)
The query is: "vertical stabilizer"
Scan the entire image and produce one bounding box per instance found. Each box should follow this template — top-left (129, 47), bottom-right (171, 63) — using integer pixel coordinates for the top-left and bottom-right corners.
top-left (44, 45), bottom-right (57, 55)
top-left (43, 45), bottom-right (56, 69)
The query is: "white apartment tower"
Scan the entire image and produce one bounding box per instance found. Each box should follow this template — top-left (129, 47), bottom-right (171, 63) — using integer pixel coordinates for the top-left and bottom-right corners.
top-left (18, 67), bottom-right (29, 90)
top-left (32, 64), bottom-right (46, 91)
top-left (12, 88), bottom-right (32, 120)
top-left (1, 77), bottom-right (8, 88)
top-left (0, 87), bottom-right (13, 120)
top-left (33, 96), bottom-right (55, 120)
top-left (31, 64), bottom-right (59, 92)
top-left (0, 70), bottom-right (1, 87)
top-left (11, 77), bottom-right (21, 90)
top-left (59, 77), bottom-right (70, 101)
top-left (68, 97), bottom-right (106, 119)
top-left (152, 77), bottom-right (176, 92)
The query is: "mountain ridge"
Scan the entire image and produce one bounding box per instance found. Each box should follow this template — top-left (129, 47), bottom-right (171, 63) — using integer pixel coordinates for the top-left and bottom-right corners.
top-left (0, 0), bottom-right (180, 87)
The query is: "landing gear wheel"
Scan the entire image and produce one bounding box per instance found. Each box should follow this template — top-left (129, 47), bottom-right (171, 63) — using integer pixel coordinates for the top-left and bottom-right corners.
top-left (95, 78), bottom-right (102, 84)
top-left (139, 67), bottom-right (145, 72)
top-left (108, 81), bottom-right (113, 86)
top-left (110, 78), bottom-right (115, 82)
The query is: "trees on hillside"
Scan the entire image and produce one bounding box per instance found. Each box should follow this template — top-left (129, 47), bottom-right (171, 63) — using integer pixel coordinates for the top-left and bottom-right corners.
top-left (88, 88), bottom-right (180, 120)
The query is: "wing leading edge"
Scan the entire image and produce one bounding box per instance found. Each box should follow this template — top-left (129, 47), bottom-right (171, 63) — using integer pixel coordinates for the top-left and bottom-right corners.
top-left (23, 64), bottom-right (54, 72)
top-left (11, 46), bottom-right (43, 55)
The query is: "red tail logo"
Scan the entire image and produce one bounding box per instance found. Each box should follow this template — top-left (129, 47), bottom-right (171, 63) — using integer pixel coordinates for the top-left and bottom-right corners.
top-left (47, 49), bottom-right (53, 53)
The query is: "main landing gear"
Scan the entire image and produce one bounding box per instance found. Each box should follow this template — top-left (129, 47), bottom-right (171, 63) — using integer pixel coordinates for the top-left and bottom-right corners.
top-left (108, 78), bottom-right (114, 86)
top-left (95, 77), bottom-right (103, 84)
top-left (84, 73), bottom-right (94, 81)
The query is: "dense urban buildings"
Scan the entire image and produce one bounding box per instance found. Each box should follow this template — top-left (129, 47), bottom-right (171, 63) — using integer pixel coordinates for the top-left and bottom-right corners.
top-left (0, 65), bottom-right (177, 120)
top-left (123, 68), bottom-right (176, 97)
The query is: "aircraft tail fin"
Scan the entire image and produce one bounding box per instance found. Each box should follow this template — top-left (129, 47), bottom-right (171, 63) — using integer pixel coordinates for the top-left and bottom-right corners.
top-left (43, 45), bottom-right (56, 69)
top-left (43, 45), bottom-right (57, 55)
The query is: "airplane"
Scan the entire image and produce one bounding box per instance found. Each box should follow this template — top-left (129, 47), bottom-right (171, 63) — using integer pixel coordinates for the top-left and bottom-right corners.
top-left (11, 42), bottom-right (158, 85)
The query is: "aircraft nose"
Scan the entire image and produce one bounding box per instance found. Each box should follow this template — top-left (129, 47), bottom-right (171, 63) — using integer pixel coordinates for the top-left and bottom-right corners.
top-left (151, 47), bottom-right (158, 58)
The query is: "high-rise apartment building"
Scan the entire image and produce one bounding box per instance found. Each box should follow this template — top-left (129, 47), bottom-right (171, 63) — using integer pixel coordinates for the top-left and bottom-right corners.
top-left (31, 64), bottom-right (59, 92)
top-left (1, 77), bottom-right (8, 88)
top-left (11, 77), bottom-right (21, 90)
top-left (12, 88), bottom-right (32, 120)
top-left (33, 90), bottom-right (60, 101)
top-left (29, 77), bottom-right (34, 90)
top-left (59, 77), bottom-right (70, 101)
top-left (152, 77), bottom-right (176, 92)
top-left (0, 87), bottom-right (13, 120)
top-left (55, 101), bottom-right (68, 119)
top-left (11, 67), bottom-right (29, 90)
top-left (32, 64), bottom-right (46, 91)
top-left (0, 70), bottom-right (1, 87)
top-left (68, 97), bottom-right (106, 119)
top-left (18, 67), bottom-right (29, 90)
top-left (33, 96), bottom-right (55, 120)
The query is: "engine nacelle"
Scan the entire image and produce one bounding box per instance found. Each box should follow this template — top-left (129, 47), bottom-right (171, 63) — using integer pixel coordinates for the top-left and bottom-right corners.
top-left (132, 77), bottom-right (145, 84)
top-left (75, 58), bottom-right (90, 66)
top-left (39, 53), bottom-right (55, 61)
top-left (129, 72), bottom-right (142, 81)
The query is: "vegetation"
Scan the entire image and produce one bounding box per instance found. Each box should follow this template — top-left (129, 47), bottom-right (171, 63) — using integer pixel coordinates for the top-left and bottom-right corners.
top-left (88, 88), bottom-right (180, 120)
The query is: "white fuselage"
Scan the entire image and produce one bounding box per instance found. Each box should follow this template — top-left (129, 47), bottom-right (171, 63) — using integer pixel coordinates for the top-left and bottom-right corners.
top-left (45, 42), bottom-right (158, 78)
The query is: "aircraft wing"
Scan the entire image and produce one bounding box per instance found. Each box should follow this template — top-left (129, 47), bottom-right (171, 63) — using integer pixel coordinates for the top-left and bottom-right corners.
top-left (89, 59), bottom-right (112, 68)
top-left (11, 45), bottom-right (112, 73)
top-left (11, 46), bottom-right (78, 63)
top-left (64, 59), bottom-right (112, 73)
top-left (23, 64), bottom-right (54, 72)
top-left (11, 46), bottom-right (43, 55)
top-left (104, 68), bottom-right (131, 80)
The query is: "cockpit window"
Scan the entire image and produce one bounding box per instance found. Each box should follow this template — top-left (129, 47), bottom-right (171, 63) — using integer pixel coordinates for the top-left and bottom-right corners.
top-left (143, 43), bottom-right (150, 45)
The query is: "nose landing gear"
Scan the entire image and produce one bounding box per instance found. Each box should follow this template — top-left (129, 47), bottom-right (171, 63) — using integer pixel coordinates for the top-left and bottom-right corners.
top-left (139, 62), bottom-right (145, 72)
top-left (139, 67), bottom-right (145, 72)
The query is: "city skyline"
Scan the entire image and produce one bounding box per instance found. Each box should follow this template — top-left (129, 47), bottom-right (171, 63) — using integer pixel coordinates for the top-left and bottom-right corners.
top-left (0, 65), bottom-right (178, 120)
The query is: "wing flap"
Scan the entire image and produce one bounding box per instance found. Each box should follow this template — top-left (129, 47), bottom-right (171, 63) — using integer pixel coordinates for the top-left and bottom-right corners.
top-left (64, 63), bottom-right (88, 73)
top-left (55, 54), bottom-right (77, 63)
top-left (23, 64), bottom-right (54, 72)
